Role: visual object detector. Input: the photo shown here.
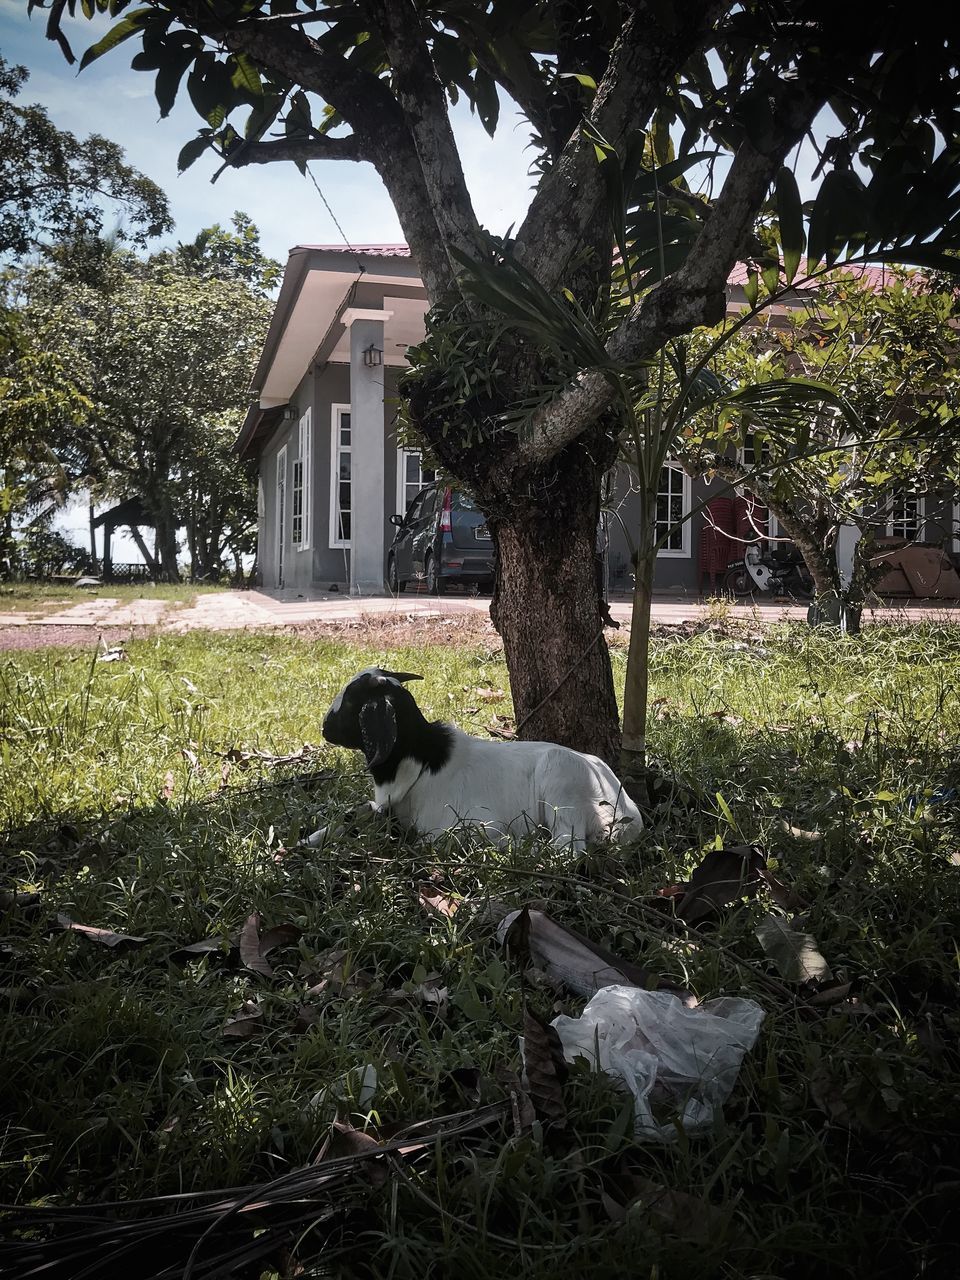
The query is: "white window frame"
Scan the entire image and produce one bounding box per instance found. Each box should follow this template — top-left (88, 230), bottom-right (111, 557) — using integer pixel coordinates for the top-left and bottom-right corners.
top-left (656, 462), bottom-right (692, 559)
top-left (329, 403), bottom-right (352, 549)
top-left (292, 407), bottom-right (312, 551)
top-left (886, 493), bottom-right (925, 541)
top-left (396, 447), bottom-right (437, 516)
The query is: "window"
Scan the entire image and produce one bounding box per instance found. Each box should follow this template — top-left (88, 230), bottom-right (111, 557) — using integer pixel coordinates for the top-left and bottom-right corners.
top-left (292, 407), bottom-right (312, 550)
top-left (887, 494), bottom-right (925, 541)
top-left (396, 449), bottom-right (437, 515)
top-left (952, 501), bottom-right (960, 554)
top-left (656, 463), bottom-right (691, 557)
top-left (329, 404), bottom-right (351, 548)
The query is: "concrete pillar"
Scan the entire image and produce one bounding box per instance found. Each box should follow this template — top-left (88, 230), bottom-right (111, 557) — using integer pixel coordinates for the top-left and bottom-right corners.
top-left (345, 308), bottom-right (392, 595)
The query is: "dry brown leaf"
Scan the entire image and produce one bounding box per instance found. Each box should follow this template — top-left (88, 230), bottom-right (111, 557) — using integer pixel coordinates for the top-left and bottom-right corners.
top-left (57, 913), bottom-right (147, 948)
top-left (521, 1005), bottom-right (568, 1130)
top-left (418, 883), bottom-right (459, 917)
top-left (758, 867), bottom-right (808, 912)
top-left (317, 1120), bottom-right (387, 1187)
top-left (674, 845), bottom-right (766, 924)
top-left (171, 933), bottom-right (236, 962)
top-left (292, 1004), bottom-right (320, 1034)
top-left (756, 913), bottom-right (833, 983)
top-left (499, 907), bottom-right (679, 998)
top-left (805, 981), bottom-right (853, 1007)
top-left (222, 999), bottom-right (264, 1039)
top-left (474, 686), bottom-right (506, 703)
top-left (258, 922), bottom-right (303, 954)
top-left (161, 770), bottom-right (175, 801)
top-left (0, 889), bottom-right (40, 910)
top-left (239, 912), bottom-right (274, 977)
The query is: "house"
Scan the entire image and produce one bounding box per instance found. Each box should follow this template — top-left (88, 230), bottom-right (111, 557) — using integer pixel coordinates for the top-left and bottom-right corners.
top-left (236, 247), bottom-right (960, 595)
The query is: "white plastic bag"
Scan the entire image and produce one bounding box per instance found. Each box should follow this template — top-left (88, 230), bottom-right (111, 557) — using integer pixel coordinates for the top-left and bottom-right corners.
top-left (551, 985), bottom-right (764, 1140)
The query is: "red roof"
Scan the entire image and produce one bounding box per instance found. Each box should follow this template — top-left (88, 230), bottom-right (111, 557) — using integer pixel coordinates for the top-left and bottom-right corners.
top-left (297, 243), bottom-right (412, 257)
top-left (296, 244), bottom-right (914, 292)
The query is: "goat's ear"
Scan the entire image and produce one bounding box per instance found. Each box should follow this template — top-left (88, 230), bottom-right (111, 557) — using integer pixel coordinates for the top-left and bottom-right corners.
top-left (359, 697), bottom-right (397, 767)
top-left (383, 669), bottom-right (422, 684)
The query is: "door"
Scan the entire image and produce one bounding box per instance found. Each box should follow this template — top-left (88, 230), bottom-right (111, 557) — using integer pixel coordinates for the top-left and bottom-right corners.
top-left (410, 487), bottom-right (439, 578)
top-left (275, 444), bottom-right (287, 587)
top-left (394, 487), bottom-right (427, 581)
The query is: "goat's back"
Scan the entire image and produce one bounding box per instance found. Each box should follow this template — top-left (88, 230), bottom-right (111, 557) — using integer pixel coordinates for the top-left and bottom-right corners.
top-left (386, 728), bottom-right (642, 847)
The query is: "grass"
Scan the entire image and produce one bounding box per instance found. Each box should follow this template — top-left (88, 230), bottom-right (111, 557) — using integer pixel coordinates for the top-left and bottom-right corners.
top-left (0, 581), bottom-right (229, 618)
top-left (1, 625), bottom-right (958, 1279)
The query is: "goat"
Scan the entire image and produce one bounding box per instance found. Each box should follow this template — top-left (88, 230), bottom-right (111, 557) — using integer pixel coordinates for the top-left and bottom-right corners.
top-left (311, 667), bottom-right (643, 850)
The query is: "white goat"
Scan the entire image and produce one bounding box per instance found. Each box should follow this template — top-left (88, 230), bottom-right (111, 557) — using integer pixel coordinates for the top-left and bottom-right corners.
top-left (313, 667), bottom-right (643, 850)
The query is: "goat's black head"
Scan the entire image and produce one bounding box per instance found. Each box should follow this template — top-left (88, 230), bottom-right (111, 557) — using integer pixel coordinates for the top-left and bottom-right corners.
top-left (322, 667), bottom-right (423, 768)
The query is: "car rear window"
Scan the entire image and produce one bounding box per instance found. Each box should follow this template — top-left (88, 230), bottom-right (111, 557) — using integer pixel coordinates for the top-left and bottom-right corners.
top-left (451, 491), bottom-right (479, 512)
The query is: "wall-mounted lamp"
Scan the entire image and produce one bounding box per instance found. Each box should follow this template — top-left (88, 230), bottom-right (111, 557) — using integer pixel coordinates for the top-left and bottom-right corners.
top-left (363, 343), bottom-right (383, 367)
top-left (281, 405), bottom-right (298, 421)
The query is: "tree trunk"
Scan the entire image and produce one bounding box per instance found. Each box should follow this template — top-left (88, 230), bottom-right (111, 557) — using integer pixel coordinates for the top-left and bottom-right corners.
top-left (151, 508), bottom-right (180, 582)
top-left (620, 512), bottom-right (656, 771)
top-left (88, 499), bottom-right (98, 572)
top-left (489, 460), bottom-right (620, 764)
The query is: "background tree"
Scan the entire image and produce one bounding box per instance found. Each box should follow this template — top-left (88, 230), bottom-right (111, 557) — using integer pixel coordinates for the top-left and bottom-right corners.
top-left (0, 54), bottom-right (171, 257)
top-left (14, 241), bottom-right (271, 580)
top-left (676, 271), bottom-right (960, 627)
top-left (35, 0), bottom-right (960, 757)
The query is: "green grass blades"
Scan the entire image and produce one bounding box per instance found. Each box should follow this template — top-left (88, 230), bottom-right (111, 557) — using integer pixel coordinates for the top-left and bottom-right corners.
top-left (1, 625), bottom-right (958, 1279)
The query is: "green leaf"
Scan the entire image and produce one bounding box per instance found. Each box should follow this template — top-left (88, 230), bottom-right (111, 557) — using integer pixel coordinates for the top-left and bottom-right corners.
top-left (178, 133), bottom-right (211, 173)
top-left (761, 260), bottom-right (780, 296)
top-left (155, 46), bottom-right (197, 119)
top-left (558, 71), bottom-right (597, 90)
top-left (743, 269), bottom-right (759, 308)
top-left (230, 53), bottom-right (262, 98)
top-left (775, 167), bottom-right (805, 284)
top-left (79, 7), bottom-right (154, 71)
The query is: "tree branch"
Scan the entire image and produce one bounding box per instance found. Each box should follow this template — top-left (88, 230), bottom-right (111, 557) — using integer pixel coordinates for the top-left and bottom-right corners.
top-left (515, 86), bottom-right (826, 467)
top-left (224, 134), bottom-right (365, 168)
top-left (212, 16), bottom-right (457, 299)
top-left (362, 0), bottom-right (486, 272)
top-left (514, 0), bottom-right (729, 292)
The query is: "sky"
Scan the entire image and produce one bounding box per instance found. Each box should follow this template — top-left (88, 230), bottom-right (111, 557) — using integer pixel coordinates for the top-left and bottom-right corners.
top-left (2, 0), bottom-right (540, 562)
top-left (1, 0), bottom-right (537, 264)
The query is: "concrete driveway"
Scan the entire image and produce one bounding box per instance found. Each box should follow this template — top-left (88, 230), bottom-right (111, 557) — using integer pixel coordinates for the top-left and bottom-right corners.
top-left (2, 586), bottom-right (957, 639)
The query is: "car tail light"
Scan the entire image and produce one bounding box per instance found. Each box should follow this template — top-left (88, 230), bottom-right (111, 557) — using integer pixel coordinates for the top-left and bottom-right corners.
top-left (439, 488), bottom-right (453, 533)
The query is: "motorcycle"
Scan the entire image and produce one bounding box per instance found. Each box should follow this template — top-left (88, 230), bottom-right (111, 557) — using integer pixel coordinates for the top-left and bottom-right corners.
top-left (723, 543), bottom-right (813, 600)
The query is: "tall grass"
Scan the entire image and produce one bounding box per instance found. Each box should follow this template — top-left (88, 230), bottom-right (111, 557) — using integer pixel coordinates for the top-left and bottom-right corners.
top-left (1, 626), bottom-right (958, 1278)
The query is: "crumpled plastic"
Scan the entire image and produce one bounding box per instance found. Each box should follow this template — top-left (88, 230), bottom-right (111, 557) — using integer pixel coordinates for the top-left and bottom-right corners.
top-left (551, 984), bottom-right (765, 1140)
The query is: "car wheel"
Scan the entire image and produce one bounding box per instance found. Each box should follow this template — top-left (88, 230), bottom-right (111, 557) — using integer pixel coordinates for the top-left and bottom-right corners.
top-left (388, 555), bottom-right (406, 594)
top-left (425, 553), bottom-right (446, 595)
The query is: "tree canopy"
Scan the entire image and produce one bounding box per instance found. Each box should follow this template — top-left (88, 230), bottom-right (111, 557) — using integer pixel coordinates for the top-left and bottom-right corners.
top-left (0, 53), bottom-right (171, 257)
top-left (30, 0), bottom-right (960, 756)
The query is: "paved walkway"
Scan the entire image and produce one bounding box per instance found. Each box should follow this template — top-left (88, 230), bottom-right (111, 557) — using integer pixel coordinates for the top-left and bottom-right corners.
top-left (1, 587), bottom-right (958, 635)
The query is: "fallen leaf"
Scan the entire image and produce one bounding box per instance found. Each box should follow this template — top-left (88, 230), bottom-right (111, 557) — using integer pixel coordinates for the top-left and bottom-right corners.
top-left (674, 845), bottom-right (766, 923)
top-left (498, 907), bottom-right (680, 999)
top-left (418, 883), bottom-right (459, 917)
top-left (474, 686), bottom-right (506, 702)
top-left (161, 770), bottom-right (175, 801)
top-left (758, 867), bottom-right (808, 912)
top-left (317, 1120), bottom-right (387, 1187)
top-left (171, 933), bottom-right (236, 962)
top-left (805, 981), bottom-right (853, 1008)
top-left (624, 1176), bottom-right (726, 1244)
top-left (292, 1004), bottom-right (319, 1034)
top-left (521, 1005), bottom-right (568, 1130)
top-left (778, 820), bottom-right (823, 842)
top-left (240, 912), bottom-right (274, 977)
top-left (258, 922), bottom-right (303, 954)
top-left (756, 912), bottom-right (833, 982)
top-left (222, 999), bottom-right (264, 1039)
top-left (57, 913), bottom-right (147, 948)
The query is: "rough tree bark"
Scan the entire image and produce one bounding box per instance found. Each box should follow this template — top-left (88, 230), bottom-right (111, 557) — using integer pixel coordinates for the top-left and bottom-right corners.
top-left (199, 0), bottom-right (821, 759)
